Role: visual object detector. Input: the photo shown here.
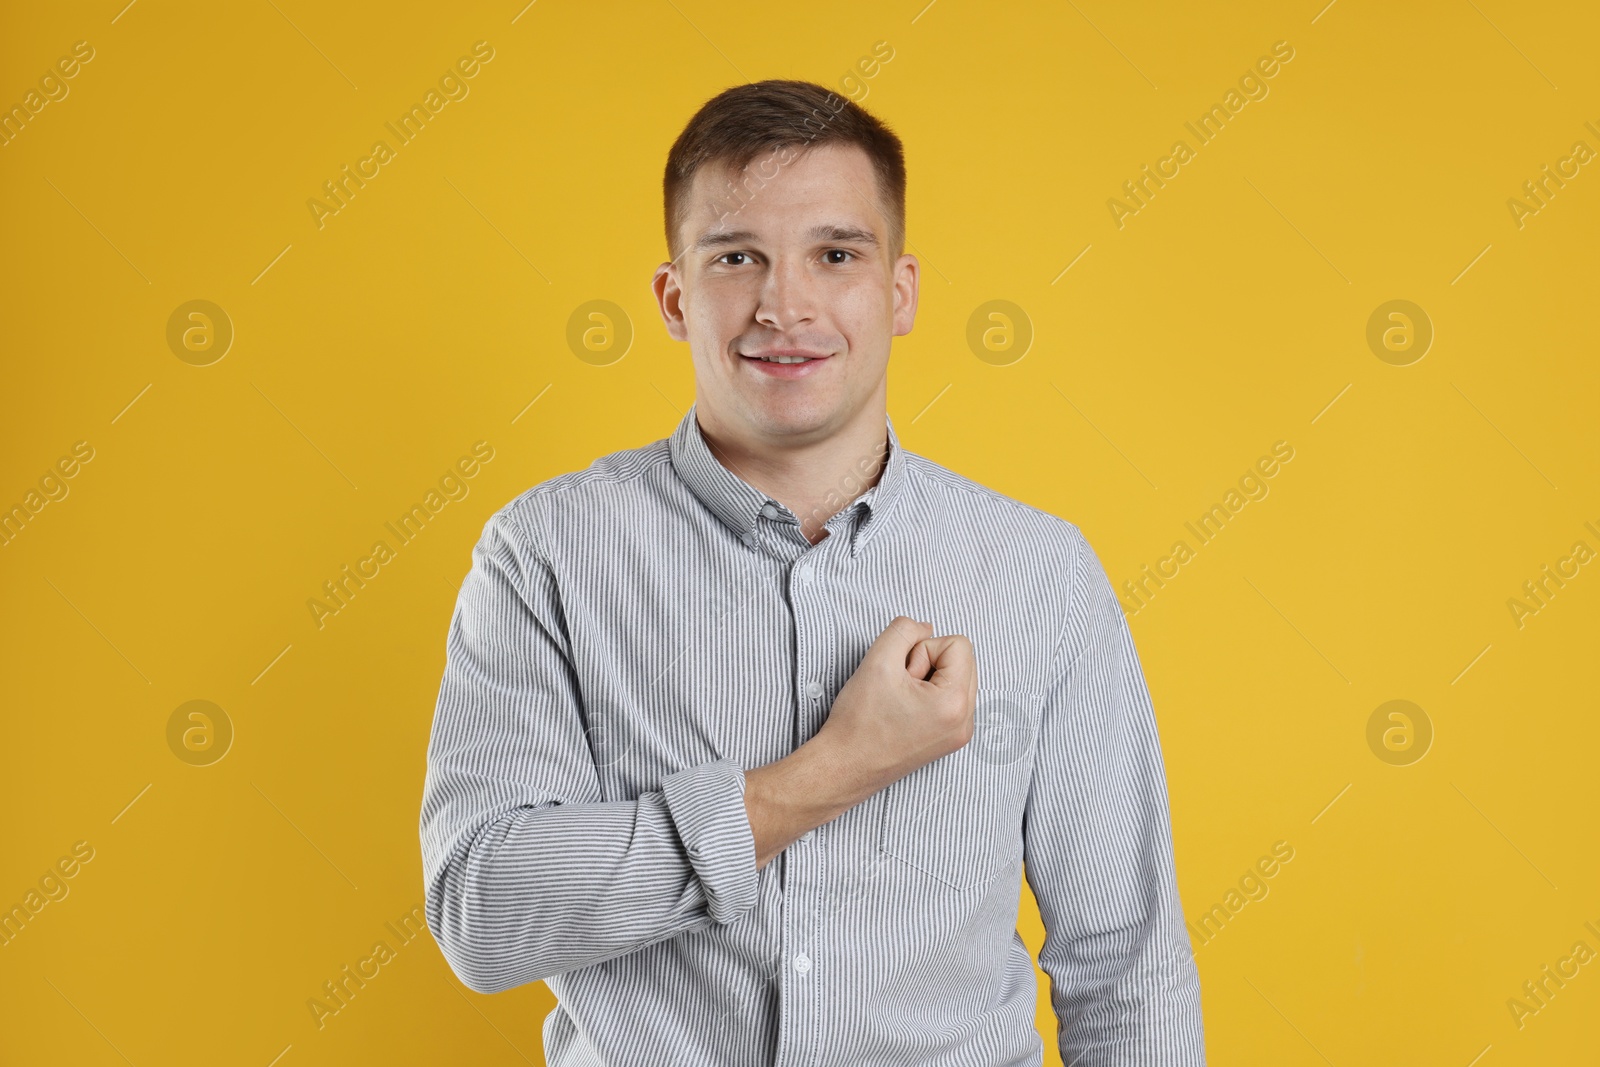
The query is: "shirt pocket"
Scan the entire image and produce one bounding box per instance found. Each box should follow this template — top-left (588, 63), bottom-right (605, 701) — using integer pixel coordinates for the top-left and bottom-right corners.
top-left (876, 687), bottom-right (1039, 891)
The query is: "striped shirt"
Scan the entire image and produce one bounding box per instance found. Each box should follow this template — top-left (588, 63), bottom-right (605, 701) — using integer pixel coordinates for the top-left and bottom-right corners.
top-left (419, 403), bottom-right (1206, 1065)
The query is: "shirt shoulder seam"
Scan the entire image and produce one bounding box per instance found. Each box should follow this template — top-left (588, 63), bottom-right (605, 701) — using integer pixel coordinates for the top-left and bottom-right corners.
top-left (901, 452), bottom-right (1084, 533)
top-left (489, 440), bottom-right (675, 562)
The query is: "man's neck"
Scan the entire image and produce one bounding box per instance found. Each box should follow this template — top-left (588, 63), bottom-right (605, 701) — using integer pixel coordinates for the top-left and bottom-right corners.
top-left (696, 407), bottom-right (890, 546)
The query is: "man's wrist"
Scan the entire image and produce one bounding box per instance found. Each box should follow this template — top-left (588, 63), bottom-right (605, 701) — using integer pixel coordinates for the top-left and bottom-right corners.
top-left (795, 728), bottom-right (879, 814)
top-left (743, 732), bottom-right (866, 868)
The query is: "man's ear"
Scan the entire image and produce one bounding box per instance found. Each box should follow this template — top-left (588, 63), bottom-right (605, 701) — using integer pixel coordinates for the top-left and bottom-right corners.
top-left (652, 262), bottom-right (689, 342)
top-left (891, 253), bottom-right (919, 338)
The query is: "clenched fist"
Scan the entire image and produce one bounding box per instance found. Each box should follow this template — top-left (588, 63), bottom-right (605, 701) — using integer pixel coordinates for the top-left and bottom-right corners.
top-left (817, 616), bottom-right (978, 795)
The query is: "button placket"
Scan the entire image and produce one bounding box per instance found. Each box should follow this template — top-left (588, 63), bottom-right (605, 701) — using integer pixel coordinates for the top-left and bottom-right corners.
top-left (782, 516), bottom-right (843, 1065)
top-left (779, 512), bottom-right (826, 1059)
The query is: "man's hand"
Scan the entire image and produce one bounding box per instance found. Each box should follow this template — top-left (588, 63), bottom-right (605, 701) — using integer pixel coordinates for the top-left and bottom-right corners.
top-left (817, 616), bottom-right (978, 794)
top-left (741, 616), bottom-right (976, 869)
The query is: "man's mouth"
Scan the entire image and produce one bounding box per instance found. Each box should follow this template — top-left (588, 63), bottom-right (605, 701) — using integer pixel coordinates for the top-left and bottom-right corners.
top-left (741, 350), bottom-right (830, 365)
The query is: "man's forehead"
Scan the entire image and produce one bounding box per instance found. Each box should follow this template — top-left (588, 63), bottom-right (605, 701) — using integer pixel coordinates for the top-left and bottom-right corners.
top-left (705, 140), bottom-right (871, 184)
top-left (682, 145), bottom-right (887, 247)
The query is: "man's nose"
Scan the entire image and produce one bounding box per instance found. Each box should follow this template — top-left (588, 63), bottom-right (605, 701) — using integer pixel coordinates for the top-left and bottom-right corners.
top-left (755, 257), bottom-right (817, 331)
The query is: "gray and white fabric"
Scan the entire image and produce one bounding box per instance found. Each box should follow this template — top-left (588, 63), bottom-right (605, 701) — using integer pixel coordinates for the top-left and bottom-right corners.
top-left (419, 402), bottom-right (1206, 1065)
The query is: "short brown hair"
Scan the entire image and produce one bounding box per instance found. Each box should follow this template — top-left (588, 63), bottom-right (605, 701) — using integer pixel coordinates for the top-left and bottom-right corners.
top-left (663, 79), bottom-right (906, 262)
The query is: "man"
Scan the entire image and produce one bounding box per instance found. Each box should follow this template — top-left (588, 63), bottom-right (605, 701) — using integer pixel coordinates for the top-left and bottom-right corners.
top-left (420, 79), bottom-right (1205, 1065)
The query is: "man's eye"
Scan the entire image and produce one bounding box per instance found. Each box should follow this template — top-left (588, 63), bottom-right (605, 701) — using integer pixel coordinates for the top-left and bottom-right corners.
top-left (824, 249), bottom-right (854, 264)
top-left (716, 252), bottom-right (752, 266)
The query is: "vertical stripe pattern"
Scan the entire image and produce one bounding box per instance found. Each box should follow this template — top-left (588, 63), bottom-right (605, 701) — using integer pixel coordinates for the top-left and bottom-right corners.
top-left (419, 403), bottom-right (1206, 1065)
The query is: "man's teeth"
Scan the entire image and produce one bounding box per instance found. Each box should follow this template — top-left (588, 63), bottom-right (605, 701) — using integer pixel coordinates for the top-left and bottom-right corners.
top-left (759, 354), bottom-right (811, 364)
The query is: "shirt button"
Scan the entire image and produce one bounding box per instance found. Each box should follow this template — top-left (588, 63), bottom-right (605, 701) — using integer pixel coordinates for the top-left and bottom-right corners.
top-left (804, 680), bottom-right (824, 699)
top-left (796, 563), bottom-right (815, 583)
top-left (799, 829), bottom-right (815, 844)
top-left (793, 952), bottom-right (811, 975)
top-left (760, 503), bottom-right (779, 519)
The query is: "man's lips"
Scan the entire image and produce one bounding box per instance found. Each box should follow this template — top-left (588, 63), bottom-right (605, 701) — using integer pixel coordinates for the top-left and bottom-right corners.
top-left (740, 349), bottom-right (832, 362)
top-left (739, 348), bottom-right (832, 378)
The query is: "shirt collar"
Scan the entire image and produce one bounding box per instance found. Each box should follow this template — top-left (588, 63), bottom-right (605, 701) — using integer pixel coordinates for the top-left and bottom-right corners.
top-left (668, 402), bottom-right (909, 558)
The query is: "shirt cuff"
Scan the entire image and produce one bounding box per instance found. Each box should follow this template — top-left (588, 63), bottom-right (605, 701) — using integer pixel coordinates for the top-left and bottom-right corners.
top-left (660, 759), bottom-right (758, 925)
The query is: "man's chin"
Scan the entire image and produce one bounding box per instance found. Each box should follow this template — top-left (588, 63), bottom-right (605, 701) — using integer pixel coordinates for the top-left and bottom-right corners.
top-left (740, 395), bottom-right (836, 439)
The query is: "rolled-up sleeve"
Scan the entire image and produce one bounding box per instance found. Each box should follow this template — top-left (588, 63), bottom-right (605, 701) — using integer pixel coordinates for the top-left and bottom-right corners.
top-left (419, 504), bottom-right (759, 994)
top-left (1023, 525), bottom-right (1206, 1064)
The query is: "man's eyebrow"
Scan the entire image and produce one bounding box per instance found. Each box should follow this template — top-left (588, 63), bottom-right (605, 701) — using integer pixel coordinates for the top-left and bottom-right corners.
top-left (691, 229), bottom-right (759, 251)
top-left (808, 223), bottom-right (878, 246)
top-left (689, 223), bottom-right (879, 252)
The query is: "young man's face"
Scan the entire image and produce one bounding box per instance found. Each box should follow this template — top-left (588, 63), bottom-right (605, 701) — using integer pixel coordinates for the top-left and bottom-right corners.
top-left (653, 141), bottom-right (918, 446)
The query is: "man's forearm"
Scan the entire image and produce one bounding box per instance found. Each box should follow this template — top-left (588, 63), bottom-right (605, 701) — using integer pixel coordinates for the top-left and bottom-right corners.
top-left (426, 760), bottom-right (757, 993)
top-left (427, 729), bottom-right (887, 992)
top-left (743, 732), bottom-right (883, 869)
